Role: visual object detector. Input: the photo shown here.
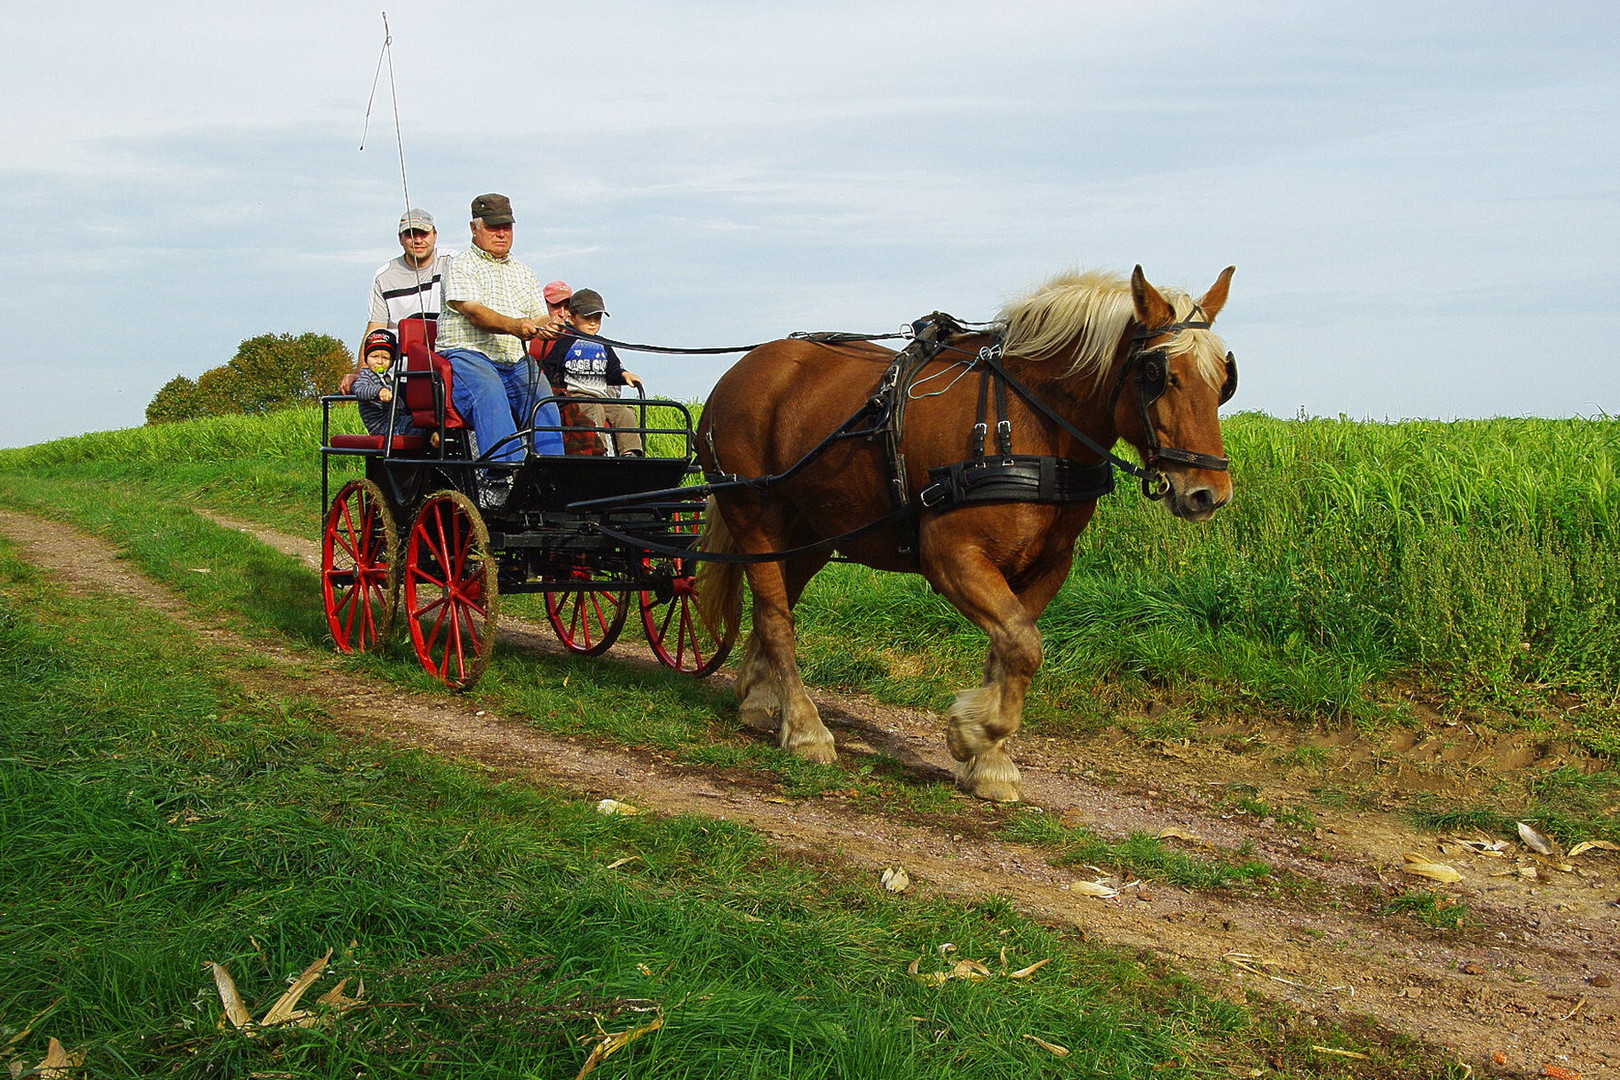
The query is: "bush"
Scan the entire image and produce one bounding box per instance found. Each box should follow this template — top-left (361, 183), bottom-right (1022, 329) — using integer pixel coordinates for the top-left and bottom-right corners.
top-left (146, 332), bottom-right (352, 424)
top-left (144, 375), bottom-right (204, 424)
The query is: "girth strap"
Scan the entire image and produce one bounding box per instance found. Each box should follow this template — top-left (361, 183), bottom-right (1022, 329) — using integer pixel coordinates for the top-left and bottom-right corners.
top-left (920, 455), bottom-right (1114, 510)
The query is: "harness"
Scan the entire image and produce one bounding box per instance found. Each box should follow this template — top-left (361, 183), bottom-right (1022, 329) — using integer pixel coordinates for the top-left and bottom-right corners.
top-left (583, 310), bottom-right (1237, 565)
top-left (874, 311), bottom-right (1237, 540)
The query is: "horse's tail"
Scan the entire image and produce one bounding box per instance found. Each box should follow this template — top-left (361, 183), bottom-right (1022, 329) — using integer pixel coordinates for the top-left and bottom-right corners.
top-left (695, 496), bottom-right (744, 638)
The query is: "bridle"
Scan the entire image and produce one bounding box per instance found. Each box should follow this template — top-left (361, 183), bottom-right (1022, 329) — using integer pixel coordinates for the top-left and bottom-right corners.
top-left (1107, 317), bottom-right (1237, 497)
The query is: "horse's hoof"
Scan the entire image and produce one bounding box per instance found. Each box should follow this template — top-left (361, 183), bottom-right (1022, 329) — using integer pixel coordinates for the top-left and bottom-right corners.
top-left (782, 731), bottom-right (837, 764)
top-left (956, 753), bottom-right (1021, 802)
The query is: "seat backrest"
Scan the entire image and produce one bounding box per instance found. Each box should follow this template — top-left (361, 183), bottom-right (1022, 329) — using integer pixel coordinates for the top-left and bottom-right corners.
top-left (398, 316), bottom-right (467, 430)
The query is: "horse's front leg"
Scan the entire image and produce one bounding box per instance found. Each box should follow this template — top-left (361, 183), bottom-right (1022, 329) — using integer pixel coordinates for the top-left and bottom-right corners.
top-left (924, 548), bottom-right (1065, 803)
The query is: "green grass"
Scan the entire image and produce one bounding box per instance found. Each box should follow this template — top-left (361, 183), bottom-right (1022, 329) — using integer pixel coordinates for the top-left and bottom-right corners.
top-left (1382, 891), bottom-right (1475, 931)
top-left (0, 540), bottom-right (1442, 1079)
top-left (1001, 812), bottom-right (1276, 893)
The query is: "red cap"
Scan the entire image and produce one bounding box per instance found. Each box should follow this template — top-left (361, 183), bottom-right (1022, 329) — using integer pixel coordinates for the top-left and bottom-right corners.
top-left (543, 280), bottom-right (572, 305)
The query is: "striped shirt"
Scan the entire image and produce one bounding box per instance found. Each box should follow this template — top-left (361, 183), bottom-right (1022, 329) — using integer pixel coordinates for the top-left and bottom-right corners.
top-left (368, 250), bottom-right (456, 329)
top-left (436, 245), bottom-right (547, 365)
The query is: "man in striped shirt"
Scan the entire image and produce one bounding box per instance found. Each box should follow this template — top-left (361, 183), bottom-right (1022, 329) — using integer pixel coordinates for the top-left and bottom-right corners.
top-left (339, 208), bottom-right (456, 394)
top-left (437, 193), bottom-right (565, 467)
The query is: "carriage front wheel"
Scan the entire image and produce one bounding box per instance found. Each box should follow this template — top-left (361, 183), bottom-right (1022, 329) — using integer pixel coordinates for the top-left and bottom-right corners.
top-left (321, 478), bottom-right (399, 652)
top-left (403, 490), bottom-right (499, 690)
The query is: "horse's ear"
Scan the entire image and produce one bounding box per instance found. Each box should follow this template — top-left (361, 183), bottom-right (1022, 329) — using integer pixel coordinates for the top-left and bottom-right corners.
top-left (1131, 265), bottom-right (1175, 327)
top-left (1196, 266), bottom-right (1236, 323)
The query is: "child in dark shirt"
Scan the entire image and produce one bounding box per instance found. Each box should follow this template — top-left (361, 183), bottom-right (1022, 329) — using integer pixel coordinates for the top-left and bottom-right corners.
top-left (539, 289), bottom-right (646, 455)
top-left (353, 328), bottom-right (416, 436)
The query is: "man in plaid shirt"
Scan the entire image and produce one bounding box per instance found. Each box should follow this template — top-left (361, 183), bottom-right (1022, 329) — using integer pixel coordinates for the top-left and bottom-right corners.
top-left (437, 193), bottom-right (565, 467)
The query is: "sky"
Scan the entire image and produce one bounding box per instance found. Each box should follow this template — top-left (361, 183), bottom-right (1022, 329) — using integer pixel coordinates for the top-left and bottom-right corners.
top-left (1, 1), bottom-right (1616, 448)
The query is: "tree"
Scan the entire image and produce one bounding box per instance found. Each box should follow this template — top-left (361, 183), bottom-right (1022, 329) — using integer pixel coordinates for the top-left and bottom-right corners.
top-left (146, 332), bottom-right (353, 423)
top-left (145, 375), bottom-right (205, 425)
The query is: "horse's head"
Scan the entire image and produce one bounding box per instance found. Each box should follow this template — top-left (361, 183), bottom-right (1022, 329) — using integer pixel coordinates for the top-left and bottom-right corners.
top-left (1115, 266), bottom-right (1237, 522)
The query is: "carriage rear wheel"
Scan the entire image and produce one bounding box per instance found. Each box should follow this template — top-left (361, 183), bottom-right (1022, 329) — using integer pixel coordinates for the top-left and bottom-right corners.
top-left (403, 490), bottom-right (499, 690)
top-left (639, 510), bottom-right (734, 676)
top-left (544, 567), bottom-right (630, 656)
top-left (321, 478), bottom-right (399, 652)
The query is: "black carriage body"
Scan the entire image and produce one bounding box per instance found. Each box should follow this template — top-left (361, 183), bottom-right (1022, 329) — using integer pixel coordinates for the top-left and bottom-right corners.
top-left (318, 388), bottom-right (729, 686)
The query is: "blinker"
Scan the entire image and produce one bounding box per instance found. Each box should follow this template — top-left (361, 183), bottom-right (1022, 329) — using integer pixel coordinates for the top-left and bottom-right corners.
top-left (1136, 352), bottom-right (1168, 406)
top-left (1219, 351), bottom-right (1238, 406)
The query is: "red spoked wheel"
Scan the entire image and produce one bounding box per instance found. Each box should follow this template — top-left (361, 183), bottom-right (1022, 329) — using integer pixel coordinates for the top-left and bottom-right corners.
top-left (544, 566), bottom-right (629, 656)
top-left (640, 510), bottom-right (735, 676)
top-left (322, 478), bottom-right (399, 653)
top-left (403, 490), bottom-right (499, 690)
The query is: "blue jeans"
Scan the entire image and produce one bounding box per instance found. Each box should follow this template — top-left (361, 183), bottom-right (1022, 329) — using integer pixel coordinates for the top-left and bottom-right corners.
top-left (441, 348), bottom-right (564, 461)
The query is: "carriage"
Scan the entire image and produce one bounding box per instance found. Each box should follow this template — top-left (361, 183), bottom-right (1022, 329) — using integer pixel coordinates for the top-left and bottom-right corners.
top-left (318, 315), bottom-right (732, 690)
top-left (318, 265), bottom-right (1239, 803)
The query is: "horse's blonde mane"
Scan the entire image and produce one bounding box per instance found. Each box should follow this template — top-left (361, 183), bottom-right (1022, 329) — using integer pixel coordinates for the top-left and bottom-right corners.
top-left (998, 269), bottom-right (1230, 388)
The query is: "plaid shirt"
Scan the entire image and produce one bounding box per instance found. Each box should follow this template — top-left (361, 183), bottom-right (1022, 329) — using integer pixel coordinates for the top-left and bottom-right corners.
top-left (435, 245), bottom-right (546, 365)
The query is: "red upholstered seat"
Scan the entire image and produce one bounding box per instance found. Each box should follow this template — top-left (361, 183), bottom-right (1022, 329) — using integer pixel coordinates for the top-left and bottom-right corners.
top-left (329, 433), bottom-right (429, 451)
top-left (398, 316), bottom-right (467, 430)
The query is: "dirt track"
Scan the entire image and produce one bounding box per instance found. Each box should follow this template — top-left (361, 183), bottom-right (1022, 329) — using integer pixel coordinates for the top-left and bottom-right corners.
top-left (2, 506), bottom-right (1616, 1078)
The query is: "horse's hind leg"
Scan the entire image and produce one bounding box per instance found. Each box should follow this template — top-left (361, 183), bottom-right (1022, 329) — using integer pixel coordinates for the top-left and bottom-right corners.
top-left (734, 633), bottom-right (776, 731)
top-left (735, 544), bottom-right (835, 762)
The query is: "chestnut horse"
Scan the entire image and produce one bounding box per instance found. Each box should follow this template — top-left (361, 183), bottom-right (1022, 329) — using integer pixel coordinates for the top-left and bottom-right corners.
top-left (695, 266), bottom-right (1236, 801)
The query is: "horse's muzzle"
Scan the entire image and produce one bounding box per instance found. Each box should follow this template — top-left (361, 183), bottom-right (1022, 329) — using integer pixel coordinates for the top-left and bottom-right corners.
top-left (1165, 479), bottom-right (1230, 522)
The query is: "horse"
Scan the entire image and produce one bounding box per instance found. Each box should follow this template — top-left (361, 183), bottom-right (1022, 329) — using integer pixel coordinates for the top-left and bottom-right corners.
top-left (694, 265), bottom-right (1236, 802)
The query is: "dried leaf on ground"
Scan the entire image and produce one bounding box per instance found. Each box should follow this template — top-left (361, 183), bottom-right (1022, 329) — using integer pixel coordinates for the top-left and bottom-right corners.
top-left (1541, 1065), bottom-right (1582, 1079)
top-left (261, 950), bottom-right (332, 1028)
top-left (1009, 958), bottom-right (1052, 979)
top-left (1066, 880), bottom-right (1120, 899)
top-left (316, 978), bottom-right (365, 1013)
top-left (1156, 827), bottom-right (1202, 843)
top-left (1402, 853), bottom-right (1463, 883)
top-left (1516, 821), bottom-right (1559, 856)
top-left (31, 1038), bottom-right (84, 1080)
top-left (575, 1014), bottom-right (664, 1080)
top-left (1311, 1045), bottom-right (1370, 1060)
top-left (206, 961), bottom-right (254, 1030)
top-left (880, 866), bottom-right (911, 893)
top-left (1024, 1034), bottom-right (1071, 1057)
top-left (1569, 840), bottom-right (1620, 858)
top-left (950, 959), bottom-right (992, 981)
top-left (596, 799), bottom-right (640, 816)
top-left (1449, 835), bottom-right (1509, 856)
